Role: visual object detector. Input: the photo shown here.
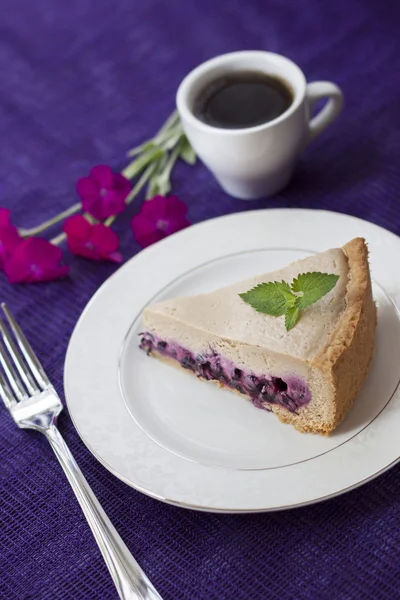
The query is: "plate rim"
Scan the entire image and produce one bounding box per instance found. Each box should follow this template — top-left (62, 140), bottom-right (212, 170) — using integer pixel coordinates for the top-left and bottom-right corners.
top-left (67, 406), bottom-right (400, 513)
top-left (64, 208), bottom-right (400, 512)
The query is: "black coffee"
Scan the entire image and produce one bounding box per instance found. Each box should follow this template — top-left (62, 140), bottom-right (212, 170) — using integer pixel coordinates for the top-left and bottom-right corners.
top-left (193, 71), bottom-right (293, 129)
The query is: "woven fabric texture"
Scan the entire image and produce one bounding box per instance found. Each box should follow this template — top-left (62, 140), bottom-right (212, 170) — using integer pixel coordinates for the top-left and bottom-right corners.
top-left (1, 1), bottom-right (400, 598)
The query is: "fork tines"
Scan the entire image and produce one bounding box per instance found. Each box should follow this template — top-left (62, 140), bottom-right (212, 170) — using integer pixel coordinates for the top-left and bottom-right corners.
top-left (0, 303), bottom-right (51, 408)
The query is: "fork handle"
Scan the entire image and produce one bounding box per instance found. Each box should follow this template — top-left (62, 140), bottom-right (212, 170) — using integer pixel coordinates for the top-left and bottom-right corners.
top-left (44, 425), bottom-right (163, 600)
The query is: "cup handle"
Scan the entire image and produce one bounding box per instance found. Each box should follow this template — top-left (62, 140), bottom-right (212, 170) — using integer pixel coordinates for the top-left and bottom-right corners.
top-left (305, 81), bottom-right (343, 145)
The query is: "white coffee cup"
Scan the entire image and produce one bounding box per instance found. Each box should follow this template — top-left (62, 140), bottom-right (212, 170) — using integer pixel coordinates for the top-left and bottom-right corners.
top-left (176, 51), bottom-right (343, 200)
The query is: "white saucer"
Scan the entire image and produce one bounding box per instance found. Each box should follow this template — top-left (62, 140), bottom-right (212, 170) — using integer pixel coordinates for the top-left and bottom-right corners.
top-left (65, 209), bottom-right (400, 512)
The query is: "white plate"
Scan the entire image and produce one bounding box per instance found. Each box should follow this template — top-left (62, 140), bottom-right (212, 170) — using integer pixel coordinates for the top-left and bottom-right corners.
top-left (65, 209), bottom-right (400, 512)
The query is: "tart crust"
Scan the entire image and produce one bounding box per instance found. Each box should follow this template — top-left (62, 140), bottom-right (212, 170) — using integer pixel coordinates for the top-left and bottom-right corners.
top-left (143, 238), bottom-right (377, 435)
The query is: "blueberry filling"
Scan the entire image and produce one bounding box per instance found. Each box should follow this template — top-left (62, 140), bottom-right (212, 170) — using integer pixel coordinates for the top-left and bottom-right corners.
top-left (139, 333), bottom-right (311, 413)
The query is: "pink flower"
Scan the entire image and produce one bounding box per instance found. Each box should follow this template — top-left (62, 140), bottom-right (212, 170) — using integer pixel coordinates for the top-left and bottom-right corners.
top-left (4, 238), bottom-right (69, 284)
top-left (131, 195), bottom-right (190, 248)
top-left (0, 208), bottom-right (22, 270)
top-left (76, 165), bottom-right (131, 220)
top-left (63, 215), bottom-right (122, 263)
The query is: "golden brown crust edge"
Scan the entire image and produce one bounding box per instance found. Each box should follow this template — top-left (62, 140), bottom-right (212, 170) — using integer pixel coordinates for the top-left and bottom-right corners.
top-left (312, 237), bottom-right (376, 433)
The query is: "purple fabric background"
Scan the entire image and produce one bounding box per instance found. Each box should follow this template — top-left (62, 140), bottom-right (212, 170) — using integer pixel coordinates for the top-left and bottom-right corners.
top-left (1, 1), bottom-right (400, 598)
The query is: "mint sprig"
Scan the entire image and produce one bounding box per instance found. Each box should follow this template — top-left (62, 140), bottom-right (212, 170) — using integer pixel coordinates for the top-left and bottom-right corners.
top-left (239, 271), bottom-right (339, 331)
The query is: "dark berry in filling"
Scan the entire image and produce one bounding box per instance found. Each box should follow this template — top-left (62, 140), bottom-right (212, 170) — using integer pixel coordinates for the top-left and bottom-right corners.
top-left (180, 356), bottom-right (196, 371)
top-left (139, 332), bottom-right (311, 413)
top-left (232, 368), bottom-right (242, 381)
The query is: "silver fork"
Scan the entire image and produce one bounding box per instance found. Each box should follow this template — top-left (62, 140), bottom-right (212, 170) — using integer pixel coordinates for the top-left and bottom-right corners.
top-left (0, 303), bottom-right (163, 600)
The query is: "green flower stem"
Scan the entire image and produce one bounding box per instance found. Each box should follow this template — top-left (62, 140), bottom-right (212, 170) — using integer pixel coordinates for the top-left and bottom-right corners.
top-left (19, 202), bottom-right (81, 238)
top-left (145, 154), bottom-right (168, 199)
top-left (159, 126), bottom-right (184, 151)
top-left (122, 147), bottom-right (165, 180)
top-left (127, 111), bottom-right (179, 156)
top-left (51, 232), bottom-right (67, 246)
top-left (162, 142), bottom-right (181, 179)
top-left (145, 142), bottom-right (181, 200)
top-left (157, 110), bottom-right (179, 136)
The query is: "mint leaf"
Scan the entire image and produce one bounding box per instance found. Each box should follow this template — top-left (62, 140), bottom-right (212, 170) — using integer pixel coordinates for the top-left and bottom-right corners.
top-left (239, 270), bottom-right (340, 331)
top-left (239, 281), bottom-right (296, 316)
top-left (291, 272), bottom-right (339, 310)
top-left (285, 306), bottom-right (300, 331)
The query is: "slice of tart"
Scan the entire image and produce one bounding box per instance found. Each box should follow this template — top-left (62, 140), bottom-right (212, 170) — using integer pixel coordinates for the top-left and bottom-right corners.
top-left (140, 238), bottom-right (376, 434)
